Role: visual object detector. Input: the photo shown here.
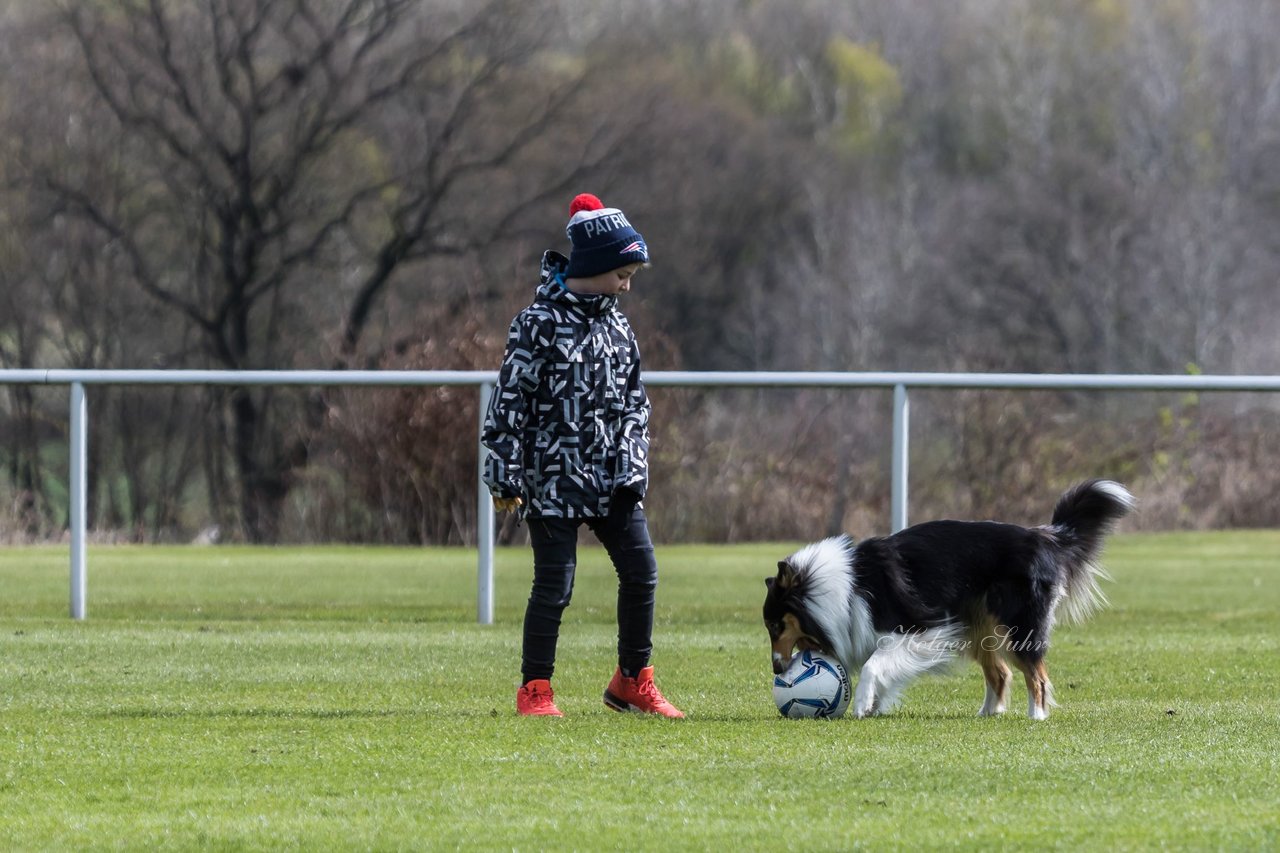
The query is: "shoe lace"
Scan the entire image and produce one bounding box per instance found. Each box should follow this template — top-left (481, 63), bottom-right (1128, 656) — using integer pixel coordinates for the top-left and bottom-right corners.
top-left (523, 683), bottom-right (556, 710)
top-left (636, 676), bottom-right (668, 706)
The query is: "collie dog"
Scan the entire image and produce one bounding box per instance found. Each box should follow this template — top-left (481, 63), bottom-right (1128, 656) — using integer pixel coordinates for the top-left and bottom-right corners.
top-left (763, 480), bottom-right (1134, 719)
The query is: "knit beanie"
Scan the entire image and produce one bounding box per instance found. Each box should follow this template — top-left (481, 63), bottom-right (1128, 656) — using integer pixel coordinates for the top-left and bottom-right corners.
top-left (564, 193), bottom-right (649, 279)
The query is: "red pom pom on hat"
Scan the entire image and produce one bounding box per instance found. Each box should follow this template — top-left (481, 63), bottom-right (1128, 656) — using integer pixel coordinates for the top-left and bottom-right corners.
top-left (569, 193), bottom-right (604, 215)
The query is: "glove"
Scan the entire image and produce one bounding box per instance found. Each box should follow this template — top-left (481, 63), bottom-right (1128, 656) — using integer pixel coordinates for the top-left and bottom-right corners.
top-left (493, 495), bottom-right (524, 513)
top-left (606, 487), bottom-right (642, 534)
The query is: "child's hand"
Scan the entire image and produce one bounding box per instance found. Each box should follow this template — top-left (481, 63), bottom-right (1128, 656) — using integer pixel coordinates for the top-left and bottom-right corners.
top-left (494, 496), bottom-right (524, 513)
top-left (605, 487), bottom-right (641, 535)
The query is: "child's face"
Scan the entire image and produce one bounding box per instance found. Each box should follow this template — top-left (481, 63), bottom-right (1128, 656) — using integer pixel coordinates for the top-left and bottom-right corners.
top-left (565, 263), bottom-right (643, 296)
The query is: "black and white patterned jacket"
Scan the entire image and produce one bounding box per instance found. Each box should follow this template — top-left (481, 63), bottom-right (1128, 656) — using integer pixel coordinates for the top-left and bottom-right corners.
top-left (482, 250), bottom-right (650, 518)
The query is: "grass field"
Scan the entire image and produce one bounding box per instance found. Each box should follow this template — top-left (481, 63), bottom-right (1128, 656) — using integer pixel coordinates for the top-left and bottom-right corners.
top-left (2, 531), bottom-right (1278, 850)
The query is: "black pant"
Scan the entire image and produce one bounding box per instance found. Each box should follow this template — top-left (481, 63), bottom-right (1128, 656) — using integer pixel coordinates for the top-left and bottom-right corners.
top-left (521, 506), bottom-right (657, 683)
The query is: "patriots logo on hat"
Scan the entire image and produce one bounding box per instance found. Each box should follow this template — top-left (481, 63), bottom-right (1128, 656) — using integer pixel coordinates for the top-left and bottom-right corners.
top-left (621, 241), bottom-right (646, 255)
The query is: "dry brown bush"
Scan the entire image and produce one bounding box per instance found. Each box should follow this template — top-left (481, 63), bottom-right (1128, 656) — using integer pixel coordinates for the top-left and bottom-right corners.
top-left (903, 392), bottom-right (1279, 533)
top-left (307, 318), bottom-right (506, 545)
top-left (645, 388), bottom-right (892, 542)
top-left (292, 344), bottom-right (1278, 544)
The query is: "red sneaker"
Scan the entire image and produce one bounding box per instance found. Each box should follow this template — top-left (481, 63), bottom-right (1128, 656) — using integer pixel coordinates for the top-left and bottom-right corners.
top-left (603, 666), bottom-right (684, 718)
top-left (517, 679), bottom-right (563, 717)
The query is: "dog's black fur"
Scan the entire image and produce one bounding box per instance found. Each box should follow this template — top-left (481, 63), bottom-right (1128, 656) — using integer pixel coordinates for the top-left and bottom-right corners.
top-left (763, 479), bottom-right (1134, 719)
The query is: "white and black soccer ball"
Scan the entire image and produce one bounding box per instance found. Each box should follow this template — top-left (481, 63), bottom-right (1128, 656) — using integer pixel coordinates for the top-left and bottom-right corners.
top-left (772, 650), bottom-right (851, 719)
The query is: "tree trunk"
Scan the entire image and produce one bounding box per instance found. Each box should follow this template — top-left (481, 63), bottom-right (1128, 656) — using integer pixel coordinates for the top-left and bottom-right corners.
top-left (228, 388), bottom-right (289, 543)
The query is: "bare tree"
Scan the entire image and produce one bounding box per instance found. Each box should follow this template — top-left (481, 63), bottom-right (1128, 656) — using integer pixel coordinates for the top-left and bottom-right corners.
top-left (0, 230), bottom-right (54, 538)
top-left (42, 0), bottom-right (628, 540)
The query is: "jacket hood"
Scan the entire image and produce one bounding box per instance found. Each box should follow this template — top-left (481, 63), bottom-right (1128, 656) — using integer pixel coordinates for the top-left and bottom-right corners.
top-left (537, 250), bottom-right (619, 316)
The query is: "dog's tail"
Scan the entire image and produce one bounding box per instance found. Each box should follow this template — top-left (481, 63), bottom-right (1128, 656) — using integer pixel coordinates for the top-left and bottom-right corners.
top-left (1047, 479), bottom-right (1135, 625)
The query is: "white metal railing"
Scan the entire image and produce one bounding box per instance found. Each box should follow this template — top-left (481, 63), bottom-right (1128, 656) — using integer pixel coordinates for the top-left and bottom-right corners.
top-left (3, 369), bottom-right (1278, 622)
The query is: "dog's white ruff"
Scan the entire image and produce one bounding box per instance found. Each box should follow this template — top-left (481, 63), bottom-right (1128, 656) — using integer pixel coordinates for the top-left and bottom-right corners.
top-left (785, 536), bottom-right (878, 672)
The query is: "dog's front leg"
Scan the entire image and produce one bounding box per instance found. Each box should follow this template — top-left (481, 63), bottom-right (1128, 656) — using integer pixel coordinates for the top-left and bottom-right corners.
top-left (853, 658), bottom-right (882, 718)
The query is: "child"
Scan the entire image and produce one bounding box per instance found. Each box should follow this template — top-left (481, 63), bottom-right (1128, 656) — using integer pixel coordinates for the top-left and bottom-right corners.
top-left (482, 193), bottom-right (683, 719)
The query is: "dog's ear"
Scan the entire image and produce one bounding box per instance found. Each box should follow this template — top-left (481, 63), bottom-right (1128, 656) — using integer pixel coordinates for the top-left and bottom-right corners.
top-left (764, 576), bottom-right (774, 590)
top-left (774, 559), bottom-right (797, 589)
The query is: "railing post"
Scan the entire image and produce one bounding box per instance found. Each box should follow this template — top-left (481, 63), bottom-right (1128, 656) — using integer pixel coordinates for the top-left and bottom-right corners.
top-left (69, 382), bottom-right (88, 620)
top-left (891, 383), bottom-right (909, 533)
top-left (476, 381), bottom-right (495, 625)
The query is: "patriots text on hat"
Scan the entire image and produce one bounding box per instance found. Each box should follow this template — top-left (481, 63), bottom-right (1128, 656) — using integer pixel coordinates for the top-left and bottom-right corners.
top-left (580, 211), bottom-right (633, 238)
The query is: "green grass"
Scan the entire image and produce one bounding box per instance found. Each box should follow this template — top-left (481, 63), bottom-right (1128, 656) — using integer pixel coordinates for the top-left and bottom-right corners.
top-left (2, 532), bottom-right (1278, 850)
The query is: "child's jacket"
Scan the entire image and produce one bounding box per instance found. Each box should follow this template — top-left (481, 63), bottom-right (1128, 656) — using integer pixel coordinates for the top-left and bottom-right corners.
top-left (482, 250), bottom-right (650, 518)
